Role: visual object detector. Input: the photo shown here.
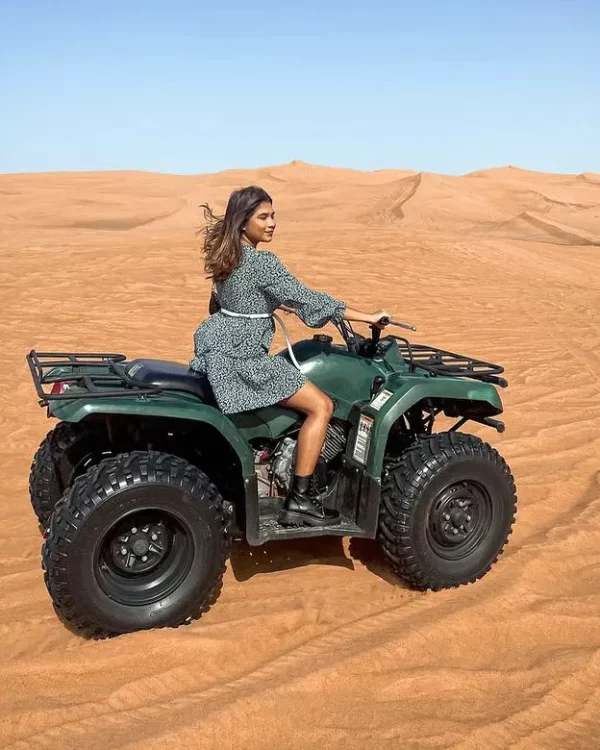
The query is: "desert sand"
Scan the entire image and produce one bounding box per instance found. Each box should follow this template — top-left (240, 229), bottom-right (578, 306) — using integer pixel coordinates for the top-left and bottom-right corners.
top-left (1, 161), bottom-right (600, 750)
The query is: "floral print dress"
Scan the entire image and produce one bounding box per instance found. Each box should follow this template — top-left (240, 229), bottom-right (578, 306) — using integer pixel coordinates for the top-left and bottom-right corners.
top-left (190, 244), bottom-right (346, 414)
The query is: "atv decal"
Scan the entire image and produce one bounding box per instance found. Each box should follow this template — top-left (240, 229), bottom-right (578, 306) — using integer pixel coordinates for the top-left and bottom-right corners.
top-left (369, 389), bottom-right (393, 411)
top-left (353, 415), bottom-right (374, 464)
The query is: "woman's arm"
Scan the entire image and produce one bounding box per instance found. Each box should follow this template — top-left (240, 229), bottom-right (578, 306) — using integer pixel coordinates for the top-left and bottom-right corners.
top-left (260, 251), bottom-right (345, 328)
top-left (343, 307), bottom-right (391, 328)
top-left (261, 252), bottom-right (391, 329)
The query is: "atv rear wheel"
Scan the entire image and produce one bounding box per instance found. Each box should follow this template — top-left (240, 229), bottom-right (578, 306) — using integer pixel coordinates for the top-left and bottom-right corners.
top-left (43, 451), bottom-right (230, 638)
top-left (29, 421), bottom-right (109, 529)
top-left (378, 432), bottom-right (516, 590)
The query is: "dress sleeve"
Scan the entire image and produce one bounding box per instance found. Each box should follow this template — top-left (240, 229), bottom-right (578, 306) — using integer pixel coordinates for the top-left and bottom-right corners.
top-left (259, 251), bottom-right (346, 328)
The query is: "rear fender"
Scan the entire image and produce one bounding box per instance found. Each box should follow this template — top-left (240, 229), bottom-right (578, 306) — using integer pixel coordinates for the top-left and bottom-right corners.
top-left (48, 395), bottom-right (306, 546)
top-left (361, 377), bottom-right (503, 477)
top-left (49, 395), bottom-right (256, 476)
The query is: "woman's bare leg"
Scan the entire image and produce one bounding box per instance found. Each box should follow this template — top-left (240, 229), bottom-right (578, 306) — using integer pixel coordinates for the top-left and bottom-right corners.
top-left (278, 382), bottom-right (340, 526)
top-left (280, 381), bottom-right (334, 475)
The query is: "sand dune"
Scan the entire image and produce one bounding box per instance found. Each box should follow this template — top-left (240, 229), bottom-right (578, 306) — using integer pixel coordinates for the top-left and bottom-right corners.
top-left (484, 210), bottom-right (600, 246)
top-left (1, 162), bottom-right (600, 749)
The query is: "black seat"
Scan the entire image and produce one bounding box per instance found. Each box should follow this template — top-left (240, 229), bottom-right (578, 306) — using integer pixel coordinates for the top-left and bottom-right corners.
top-left (126, 359), bottom-right (218, 405)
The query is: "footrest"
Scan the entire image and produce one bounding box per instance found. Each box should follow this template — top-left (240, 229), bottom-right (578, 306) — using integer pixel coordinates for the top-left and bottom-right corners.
top-left (257, 495), bottom-right (361, 542)
top-left (258, 516), bottom-right (362, 543)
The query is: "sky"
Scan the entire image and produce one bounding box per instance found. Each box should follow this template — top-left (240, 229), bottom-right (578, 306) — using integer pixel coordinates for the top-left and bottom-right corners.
top-left (0, 0), bottom-right (598, 176)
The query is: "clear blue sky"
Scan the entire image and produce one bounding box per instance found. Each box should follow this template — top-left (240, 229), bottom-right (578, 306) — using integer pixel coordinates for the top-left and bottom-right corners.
top-left (1, 0), bottom-right (598, 175)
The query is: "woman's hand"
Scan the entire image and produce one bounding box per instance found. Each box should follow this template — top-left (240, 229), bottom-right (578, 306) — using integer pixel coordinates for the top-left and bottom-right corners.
top-left (342, 307), bottom-right (392, 327)
top-left (368, 310), bottom-right (391, 328)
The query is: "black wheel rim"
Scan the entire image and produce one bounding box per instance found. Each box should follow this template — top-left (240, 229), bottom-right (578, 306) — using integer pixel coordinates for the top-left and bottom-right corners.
top-left (96, 509), bottom-right (195, 606)
top-left (427, 480), bottom-right (493, 561)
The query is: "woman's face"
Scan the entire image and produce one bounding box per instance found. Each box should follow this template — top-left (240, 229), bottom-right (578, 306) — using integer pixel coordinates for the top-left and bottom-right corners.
top-left (244, 201), bottom-right (276, 246)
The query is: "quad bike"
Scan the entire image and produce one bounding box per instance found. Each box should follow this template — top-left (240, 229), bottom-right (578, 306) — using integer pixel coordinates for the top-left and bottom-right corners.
top-left (26, 316), bottom-right (516, 638)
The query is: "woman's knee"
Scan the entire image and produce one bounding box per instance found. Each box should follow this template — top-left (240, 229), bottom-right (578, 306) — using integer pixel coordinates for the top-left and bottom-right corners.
top-left (283, 383), bottom-right (333, 420)
top-left (317, 393), bottom-right (334, 420)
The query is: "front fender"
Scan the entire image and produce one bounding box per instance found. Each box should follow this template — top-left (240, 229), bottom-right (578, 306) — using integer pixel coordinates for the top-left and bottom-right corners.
top-left (49, 394), bottom-right (256, 477)
top-left (365, 376), bottom-right (503, 477)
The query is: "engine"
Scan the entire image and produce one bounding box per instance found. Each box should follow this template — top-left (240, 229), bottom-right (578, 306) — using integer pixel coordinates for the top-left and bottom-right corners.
top-left (319, 419), bottom-right (347, 463)
top-left (268, 419), bottom-right (349, 496)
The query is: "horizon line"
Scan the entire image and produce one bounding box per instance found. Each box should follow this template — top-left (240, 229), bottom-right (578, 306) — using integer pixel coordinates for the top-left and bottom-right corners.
top-left (1, 160), bottom-right (599, 181)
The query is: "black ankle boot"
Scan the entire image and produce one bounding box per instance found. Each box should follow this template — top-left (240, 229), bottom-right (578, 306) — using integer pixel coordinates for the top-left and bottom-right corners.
top-left (279, 474), bottom-right (341, 527)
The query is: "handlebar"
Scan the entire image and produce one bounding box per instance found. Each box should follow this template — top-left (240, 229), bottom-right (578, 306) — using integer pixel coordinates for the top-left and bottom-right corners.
top-left (335, 315), bottom-right (417, 357)
top-left (378, 317), bottom-right (417, 332)
top-left (368, 316), bottom-right (417, 348)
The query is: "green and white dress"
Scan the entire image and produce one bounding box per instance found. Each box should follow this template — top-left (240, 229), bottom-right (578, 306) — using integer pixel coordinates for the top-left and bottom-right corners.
top-left (190, 244), bottom-right (346, 414)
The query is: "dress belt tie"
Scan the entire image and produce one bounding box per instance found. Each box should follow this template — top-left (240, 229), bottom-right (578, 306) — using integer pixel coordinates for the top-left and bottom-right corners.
top-left (219, 308), bottom-right (303, 371)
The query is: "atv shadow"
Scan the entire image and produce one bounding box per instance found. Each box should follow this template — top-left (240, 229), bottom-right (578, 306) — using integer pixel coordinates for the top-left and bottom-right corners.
top-left (347, 537), bottom-right (401, 586)
top-left (229, 536), bottom-right (399, 586)
top-left (230, 537), bottom-right (352, 581)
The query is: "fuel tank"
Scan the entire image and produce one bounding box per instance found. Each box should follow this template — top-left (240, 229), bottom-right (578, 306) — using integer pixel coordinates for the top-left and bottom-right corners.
top-left (280, 336), bottom-right (391, 414)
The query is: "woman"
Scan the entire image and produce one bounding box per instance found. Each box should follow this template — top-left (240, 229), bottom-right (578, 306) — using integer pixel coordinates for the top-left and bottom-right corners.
top-left (191, 186), bottom-right (390, 527)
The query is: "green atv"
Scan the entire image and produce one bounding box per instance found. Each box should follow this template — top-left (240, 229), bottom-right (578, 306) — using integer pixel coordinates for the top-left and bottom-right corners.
top-left (26, 317), bottom-right (516, 639)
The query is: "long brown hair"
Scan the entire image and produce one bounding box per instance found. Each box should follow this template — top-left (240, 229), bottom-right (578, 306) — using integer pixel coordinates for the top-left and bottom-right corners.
top-left (200, 186), bottom-right (273, 281)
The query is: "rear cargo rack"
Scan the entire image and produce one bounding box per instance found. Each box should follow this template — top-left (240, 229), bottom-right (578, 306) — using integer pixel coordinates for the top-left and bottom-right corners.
top-left (393, 339), bottom-right (508, 387)
top-left (26, 350), bottom-right (164, 405)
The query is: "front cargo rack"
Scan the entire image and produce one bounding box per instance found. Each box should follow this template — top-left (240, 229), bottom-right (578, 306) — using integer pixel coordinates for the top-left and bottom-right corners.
top-left (26, 350), bottom-right (164, 405)
top-left (393, 339), bottom-right (508, 387)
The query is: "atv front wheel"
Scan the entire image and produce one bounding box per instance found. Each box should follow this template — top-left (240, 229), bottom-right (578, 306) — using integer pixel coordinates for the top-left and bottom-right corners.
top-left (378, 432), bottom-right (516, 590)
top-left (43, 451), bottom-right (230, 638)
